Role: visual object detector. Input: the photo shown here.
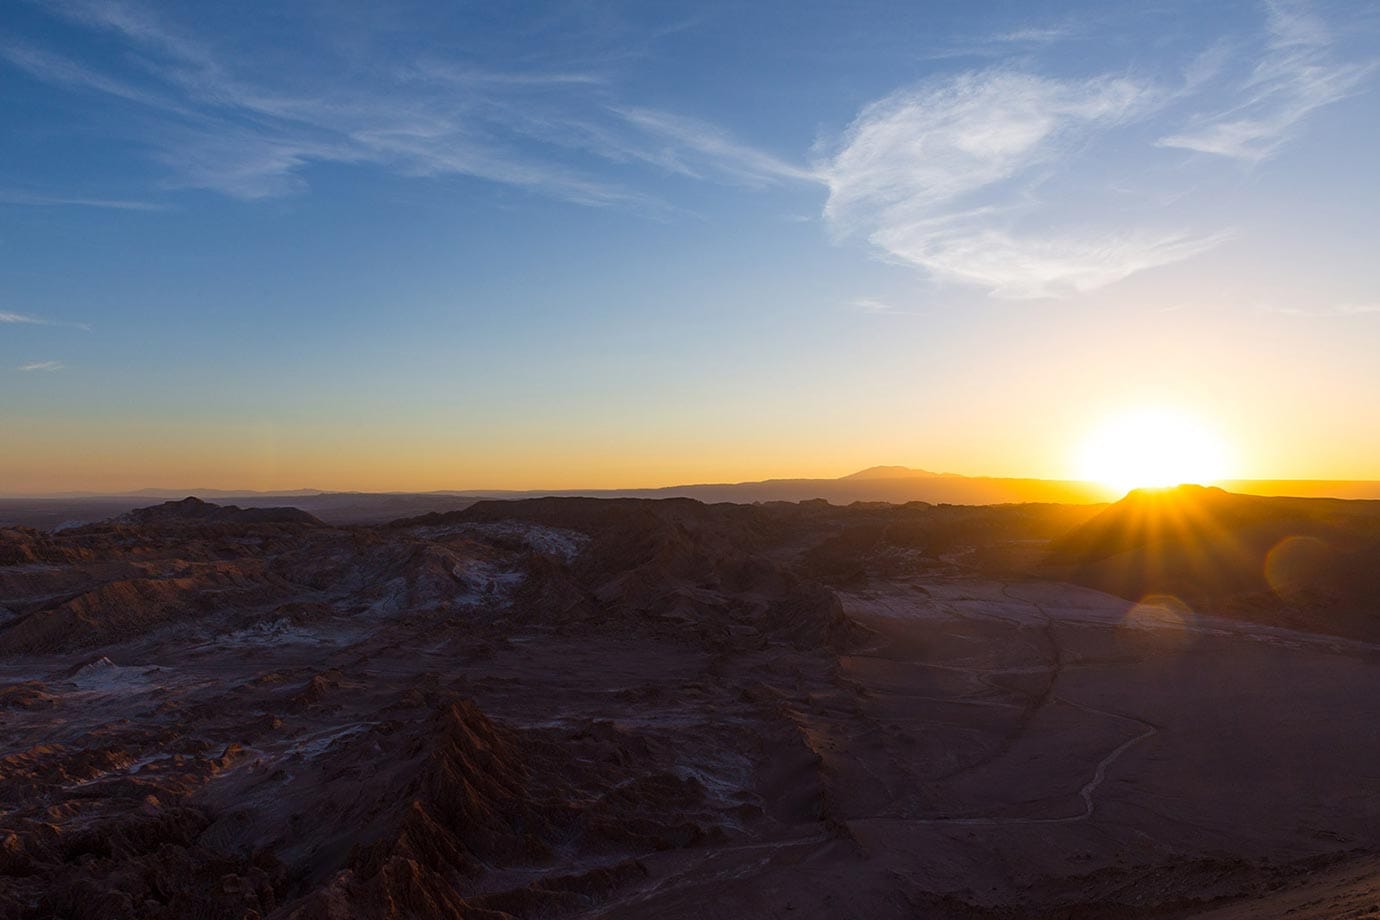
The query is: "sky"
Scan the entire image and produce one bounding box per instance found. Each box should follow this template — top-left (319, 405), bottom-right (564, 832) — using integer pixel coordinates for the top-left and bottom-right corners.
top-left (2, 0), bottom-right (1379, 493)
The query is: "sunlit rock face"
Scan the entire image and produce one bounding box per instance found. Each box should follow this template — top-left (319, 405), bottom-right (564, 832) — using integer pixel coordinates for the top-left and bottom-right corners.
top-left (2, 494), bottom-right (1380, 918)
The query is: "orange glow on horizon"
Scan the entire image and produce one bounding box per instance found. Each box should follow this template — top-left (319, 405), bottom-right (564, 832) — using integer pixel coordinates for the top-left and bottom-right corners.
top-left (1076, 408), bottom-right (1232, 495)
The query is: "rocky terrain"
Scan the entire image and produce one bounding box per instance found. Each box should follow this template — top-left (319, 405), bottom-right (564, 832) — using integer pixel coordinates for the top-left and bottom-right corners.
top-left (1050, 485), bottom-right (1380, 642)
top-left (2, 492), bottom-right (1379, 918)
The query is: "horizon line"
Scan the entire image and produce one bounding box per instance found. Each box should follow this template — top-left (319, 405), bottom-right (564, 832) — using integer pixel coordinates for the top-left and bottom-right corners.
top-left (5, 472), bottom-right (1380, 501)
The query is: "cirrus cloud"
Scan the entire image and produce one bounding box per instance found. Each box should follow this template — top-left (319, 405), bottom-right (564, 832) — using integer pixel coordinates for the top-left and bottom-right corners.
top-left (1157, 0), bottom-right (1374, 160)
top-left (4, 0), bottom-right (812, 206)
top-left (818, 71), bottom-right (1225, 298)
top-left (0, 310), bottom-right (91, 331)
top-left (816, 1), bottom-right (1372, 300)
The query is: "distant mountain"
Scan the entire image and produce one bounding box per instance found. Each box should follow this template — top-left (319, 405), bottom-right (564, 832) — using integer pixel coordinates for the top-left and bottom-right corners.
top-left (36, 487), bottom-right (329, 499)
top-left (839, 466), bottom-right (942, 480)
top-left (1215, 479), bottom-right (1380, 501)
top-left (6, 469), bottom-right (1380, 531)
top-left (592, 474), bottom-right (1108, 506)
top-left (128, 487), bottom-right (328, 498)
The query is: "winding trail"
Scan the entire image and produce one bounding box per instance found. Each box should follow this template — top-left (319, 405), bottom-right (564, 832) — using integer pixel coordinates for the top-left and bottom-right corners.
top-left (845, 580), bottom-right (1161, 826)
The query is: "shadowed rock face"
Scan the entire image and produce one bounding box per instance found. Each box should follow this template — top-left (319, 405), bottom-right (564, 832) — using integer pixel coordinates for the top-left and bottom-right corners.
top-left (1, 494), bottom-right (1379, 918)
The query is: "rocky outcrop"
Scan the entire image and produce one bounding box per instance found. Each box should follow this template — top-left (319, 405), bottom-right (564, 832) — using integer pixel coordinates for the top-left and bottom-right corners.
top-left (121, 497), bottom-right (324, 527)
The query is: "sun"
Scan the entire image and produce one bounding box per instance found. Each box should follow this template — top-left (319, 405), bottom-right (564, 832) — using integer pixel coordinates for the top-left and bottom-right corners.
top-left (1076, 408), bottom-right (1231, 496)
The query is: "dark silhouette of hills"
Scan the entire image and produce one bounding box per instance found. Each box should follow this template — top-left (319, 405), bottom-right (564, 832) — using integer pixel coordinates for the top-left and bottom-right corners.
top-left (1048, 484), bottom-right (1380, 640)
top-left (4, 467), bottom-right (1380, 530)
top-left (121, 496), bottom-right (324, 527)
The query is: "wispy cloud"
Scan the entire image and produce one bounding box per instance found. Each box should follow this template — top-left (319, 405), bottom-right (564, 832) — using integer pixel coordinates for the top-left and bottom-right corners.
top-left (0, 189), bottom-right (166, 210)
top-left (0, 310), bottom-right (91, 331)
top-left (4, 0), bottom-right (809, 206)
top-left (0, 40), bottom-right (162, 108)
top-left (405, 60), bottom-right (610, 89)
top-left (17, 360), bottom-right (65, 372)
top-left (7, 0), bottom-right (1370, 307)
top-left (848, 297), bottom-right (924, 316)
top-left (1157, 0), bottom-right (1374, 159)
top-left (991, 26), bottom-right (1080, 45)
top-left (615, 108), bottom-right (819, 186)
top-left (819, 71), bottom-right (1223, 298)
top-left (924, 17), bottom-right (1086, 62)
top-left (1266, 301), bottom-right (1380, 317)
top-left (823, 72), bottom-right (1148, 217)
top-left (817, 2), bottom-right (1373, 299)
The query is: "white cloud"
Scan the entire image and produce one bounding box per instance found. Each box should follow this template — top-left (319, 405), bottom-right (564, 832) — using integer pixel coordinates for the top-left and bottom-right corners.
top-left (824, 72), bottom-right (1147, 223)
top-left (5, 0), bottom-right (810, 206)
top-left (849, 297), bottom-right (925, 316)
top-left (850, 297), bottom-right (897, 314)
top-left (17, 361), bottom-right (65, 372)
top-left (873, 225), bottom-right (1229, 297)
top-left (1266, 301), bottom-right (1380, 317)
top-left (0, 190), bottom-right (166, 210)
top-left (924, 18), bottom-right (1085, 62)
top-left (615, 107), bottom-right (819, 186)
top-left (10, 0), bottom-right (1369, 306)
top-left (0, 310), bottom-right (91, 331)
top-left (815, 3), bottom-right (1376, 298)
top-left (819, 71), bottom-right (1223, 298)
top-left (992, 26), bottom-right (1078, 45)
top-left (1157, 1), bottom-right (1374, 159)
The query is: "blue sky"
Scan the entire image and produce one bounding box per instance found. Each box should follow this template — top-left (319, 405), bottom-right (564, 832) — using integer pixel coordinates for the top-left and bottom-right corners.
top-left (2, 0), bottom-right (1379, 491)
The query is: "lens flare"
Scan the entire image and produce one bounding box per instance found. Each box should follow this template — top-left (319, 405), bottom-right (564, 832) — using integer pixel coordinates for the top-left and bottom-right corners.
top-left (1265, 535), bottom-right (1330, 600)
top-left (1120, 594), bottom-right (1197, 649)
top-left (1125, 594), bottom-right (1193, 629)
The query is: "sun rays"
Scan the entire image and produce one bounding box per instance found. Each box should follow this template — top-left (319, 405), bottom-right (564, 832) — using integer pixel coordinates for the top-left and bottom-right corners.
top-left (1077, 408), bottom-right (1232, 496)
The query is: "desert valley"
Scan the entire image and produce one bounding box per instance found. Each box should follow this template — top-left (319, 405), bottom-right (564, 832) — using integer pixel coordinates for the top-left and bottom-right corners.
top-left (3, 486), bottom-right (1379, 919)
top-left (5, 0), bottom-right (1378, 915)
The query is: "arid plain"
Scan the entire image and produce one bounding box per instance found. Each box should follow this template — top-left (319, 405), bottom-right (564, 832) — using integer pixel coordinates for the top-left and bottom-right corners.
top-left (3, 489), bottom-right (1379, 918)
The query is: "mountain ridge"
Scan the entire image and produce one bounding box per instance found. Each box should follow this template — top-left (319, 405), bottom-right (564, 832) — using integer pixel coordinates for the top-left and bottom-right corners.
top-left (9, 468), bottom-right (1380, 502)
top-left (6, 470), bottom-right (1380, 531)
